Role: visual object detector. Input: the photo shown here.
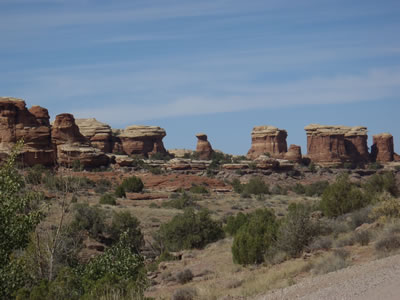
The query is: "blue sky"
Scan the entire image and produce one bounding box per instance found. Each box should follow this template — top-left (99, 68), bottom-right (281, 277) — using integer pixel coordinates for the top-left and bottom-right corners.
top-left (1, 0), bottom-right (400, 154)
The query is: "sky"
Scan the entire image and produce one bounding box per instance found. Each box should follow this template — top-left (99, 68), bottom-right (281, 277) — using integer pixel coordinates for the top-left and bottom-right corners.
top-left (1, 0), bottom-right (400, 155)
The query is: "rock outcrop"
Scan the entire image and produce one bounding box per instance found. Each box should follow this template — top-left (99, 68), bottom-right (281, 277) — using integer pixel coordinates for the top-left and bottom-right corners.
top-left (247, 126), bottom-right (288, 160)
top-left (52, 114), bottom-right (109, 167)
top-left (0, 97), bottom-right (55, 166)
top-left (75, 118), bottom-right (113, 153)
top-left (195, 133), bottom-right (214, 160)
top-left (119, 125), bottom-right (167, 157)
top-left (284, 144), bottom-right (302, 162)
top-left (305, 124), bottom-right (368, 165)
top-left (371, 133), bottom-right (394, 163)
top-left (168, 149), bottom-right (194, 158)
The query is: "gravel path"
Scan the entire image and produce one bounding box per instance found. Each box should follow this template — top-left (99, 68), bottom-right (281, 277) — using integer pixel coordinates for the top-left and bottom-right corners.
top-left (256, 254), bottom-right (400, 300)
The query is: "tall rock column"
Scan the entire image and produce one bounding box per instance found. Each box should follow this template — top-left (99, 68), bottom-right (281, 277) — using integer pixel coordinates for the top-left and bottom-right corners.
top-left (371, 133), bottom-right (394, 163)
top-left (195, 133), bottom-right (214, 160)
top-left (247, 126), bottom-right (288, 160)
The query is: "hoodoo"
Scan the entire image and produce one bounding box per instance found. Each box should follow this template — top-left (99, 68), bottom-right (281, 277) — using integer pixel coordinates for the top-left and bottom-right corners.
top-left (247, 126), bottom-right (288, 160)
top-left (195, 133), bottom-right (214, 160)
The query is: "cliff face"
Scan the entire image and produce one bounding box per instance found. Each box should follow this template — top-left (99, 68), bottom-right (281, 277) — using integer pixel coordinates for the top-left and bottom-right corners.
top-left (195, 133), bottom-right (214, 160)
top-left (119, 125), bottom-right (167, 157)
top-left (371, 133), bottom-right (394, 163)
top-left (247, 126), bottom-right (288, 159)
top-left (0, 97), bottom-right (55, 166)
top-left (304, 124), bottom-right (368, 164)
top-left (75, 118), bottom-right (113, 153)
top-left (51, 114), bottom-right (109, 168)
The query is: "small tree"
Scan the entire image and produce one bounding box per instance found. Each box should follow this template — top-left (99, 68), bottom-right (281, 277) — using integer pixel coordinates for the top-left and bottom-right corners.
top-left (231, 209), bottom-right (278, 265)
top-left (320, 173), bottom-right (366, 217)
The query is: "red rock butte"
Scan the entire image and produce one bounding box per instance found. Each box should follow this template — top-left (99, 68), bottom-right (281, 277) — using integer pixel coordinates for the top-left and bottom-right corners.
top-left (195, 133), bottom-right (214, 160)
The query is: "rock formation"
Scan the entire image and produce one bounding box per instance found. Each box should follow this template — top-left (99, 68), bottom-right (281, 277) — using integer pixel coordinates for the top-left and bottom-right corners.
top-left (75, 118), bottom-right (113, 153)
top-left (168, 149), bottom-right (194, 158)
top-left (305, 124), bottom-right (368, 165)
top-left (52, 114), bottom-right (109, 168)
top-left (119, 125), bottom-right (167, 157)
top-left (0, 97), bottom-right (55, 166)
top-left (247, 126), bottom-right (288, 160)
top-left (284, 144), bottom-right (302, 162)
top-left (371, 133), bottom-right (394, 163)
top-left (195, 133), bottom-right (214, 160)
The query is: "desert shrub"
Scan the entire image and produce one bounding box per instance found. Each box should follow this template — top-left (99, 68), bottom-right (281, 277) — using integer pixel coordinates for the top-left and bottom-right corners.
top-left (271, 185), bottom-right (287, 195)
top-left (94, 179), bottom-right (112, 194)
top-left (150, 152), bottom-right (172, 161)
top-left (44, 176), bottom-right (95, 193)
top-left (157, 208), bottom-right (224, 252)
top-left (305, 181), bottom-right (329, 197)
top-left (349, 206), bottom-right (374, 229)
top-left (45, 267), bottom-right (83, 300)
top-left (172, 287), bottom-right (197, 300)
top-left (311, 252), bottom-right (349, 275)
top-left (189, 184), bottom-right (209, 194)
top-left (291, 183), bottom-right (306, 195)
top-left (354, 231), bottom-right (370, 246)
top-left (375, 234), bottom-right (400, 252)
top-left (148, 166), bottom-right (163, 175)
top-left (115, 185), bottom-right (126, 198)
top-left (335, 233), bottom-right (355, 247)
top-left (72, 160), bottom-right (83, 172)
top-left (208, 152), bottom-right (232, 169)
top-left (363, 172), bottom-right (398, 198)
top-left (224, 212), bottom-right (249, 236)
top-left (107, 211), bottom-right (144, 252)
top-left (240, 191), bottom-right (251, 199)
top-left (232, 209), bottom-right (279, 265)
top-left (242, 177), bottom-right (270, 195)
top-left (277, 203), bottom-right (320, 257)
top-left (175, 269), bottom-right (193, 284)
top-left (231, 178), bottom-right (244, 194)
top-left (99, 193), bottom-right (117, 205)
top-left (161, 193), bottom-right (196, 209)
top-left (25, 164), bottom-right (47, 185)
top-left (320, 173), bottom-right (367, 217)
top-left (368, 162), bottom-right (383, 170)
top-left (309, 236), bottom-right (333, 251)
top-left (69, 203), bottom-right (106, 240)
top-left (121, 176), bottom-right (144, 193)
top-left (149, 202), bottom-right (159, 208)
top-left (372, 192), bottom-right (400, 219)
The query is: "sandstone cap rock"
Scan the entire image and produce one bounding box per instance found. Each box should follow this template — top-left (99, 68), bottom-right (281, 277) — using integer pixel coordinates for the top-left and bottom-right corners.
top-left (120, 125), bottom-right (166, 138)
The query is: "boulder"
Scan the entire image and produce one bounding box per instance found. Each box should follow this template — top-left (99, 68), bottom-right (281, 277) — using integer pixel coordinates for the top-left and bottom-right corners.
top-left (0, 97), bottom-right (55, 166)
top-left (371, 133), bottom-right (394, 163)
top-left (195, 133), bottom-right (214, 160)
top-left (247, 126), bottom-right (287, 160)
top-left (119, 125), bottom-right (167, 157)
top-left (284, 144), bottom-right (302, 162)
top-left (305, 124), bottom-right (368, 164)
top-left (75, 118), bottom-right (113, 153)
top-left (51, 114), bottom-right (109, 168)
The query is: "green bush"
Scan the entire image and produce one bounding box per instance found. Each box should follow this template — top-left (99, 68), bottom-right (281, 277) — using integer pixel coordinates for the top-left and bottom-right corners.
top-left (224, 212), bottom-right (249, 236)
top-left (189, 185), bottom-right (209, 194)
top-left (108, 211), bottom-right (144, 252)
top-left (69, 203), bottom-right (106, 240)
top-left (305, 181), bottom-right (329, 197)
top-left (120, 176), bottom-right (144, 193)
top-left (320, 174), bottom-right (367, 217)
top-left (231, 178), bottom-right (244, 194)
top-left (270, 185), bottom-right (287, 195)
top-left (72, 160), bottom-right (83, 172)
top-left (232, 209), bottom-right (278, 265)
top-left (162, 193), bottom-right (196, 209)
top-left (172, 287), bottom-right (197, 300)
top-left (291, 183), bottom-right (306, 195)
top-left (277, 203), bottom-right (320, 257)
top-left (157, 209), bottom-right (224, 252)
top-left (175, 269), bottom-right (193, 284)
top-left (25, 164), bottom-right (47, 185)
top-left (94, 179), bottom-right (112, 194)
top-left (99, 193), bottom-right (117, 205)
top-left (150, 152), bottom-right (172, 161)
top-left (115, 185), bottom-right (126, 198)
top-left (368, 162), bottom-right (383, 170)
top-left (242, 177), bottom-right (270, 195)
top-left (363, 172), bottom-right (399, 198)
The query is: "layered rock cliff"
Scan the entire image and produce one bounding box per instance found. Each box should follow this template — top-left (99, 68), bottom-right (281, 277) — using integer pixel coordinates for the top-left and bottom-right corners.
top-left (305, 124), bottom-right (368, 164)
top-left (247, 126), bottom-right (288, 159)
top-left (119, 125), bottom-right (167, 157)
top-left (75, 118), bottom-right (113, 153)
top-left (371, 133), bottom-right (394, 163)
top-left (0, 97), bottom-right (55, 166)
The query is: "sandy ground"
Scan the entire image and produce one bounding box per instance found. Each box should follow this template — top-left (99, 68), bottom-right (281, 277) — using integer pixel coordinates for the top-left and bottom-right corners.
top-left (257, 253), bottom-right (400, 300)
